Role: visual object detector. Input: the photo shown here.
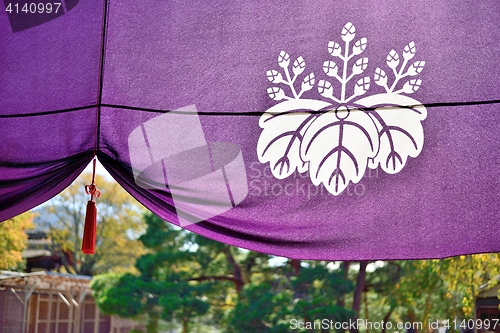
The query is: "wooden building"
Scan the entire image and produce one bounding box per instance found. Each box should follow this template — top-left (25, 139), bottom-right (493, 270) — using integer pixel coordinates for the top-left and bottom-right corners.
top-left (0, 271), bottom-right (143, 333)
top-left (476, 280), bottom-right (500, 333)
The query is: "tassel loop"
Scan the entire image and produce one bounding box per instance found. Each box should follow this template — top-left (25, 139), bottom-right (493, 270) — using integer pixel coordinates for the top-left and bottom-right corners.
top-left (82, 158), bottom-right (100, 254)
top-left (85, 183), bottom-right (101, 200)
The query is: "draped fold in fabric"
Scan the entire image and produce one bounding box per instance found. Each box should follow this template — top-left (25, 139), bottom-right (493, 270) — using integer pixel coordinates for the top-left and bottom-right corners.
top-left (1, 0), bottom-right (499, 259)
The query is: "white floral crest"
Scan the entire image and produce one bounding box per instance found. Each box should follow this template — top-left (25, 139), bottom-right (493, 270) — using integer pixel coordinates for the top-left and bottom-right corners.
top-left (257, 22), bottom-right (427, 195)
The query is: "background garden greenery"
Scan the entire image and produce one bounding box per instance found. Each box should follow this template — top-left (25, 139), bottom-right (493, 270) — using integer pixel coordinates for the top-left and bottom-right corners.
top-left (2, 174), bottom-right (499, 333)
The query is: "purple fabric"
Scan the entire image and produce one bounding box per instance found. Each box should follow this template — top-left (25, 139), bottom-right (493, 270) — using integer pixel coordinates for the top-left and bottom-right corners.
top-left (1, 0), bottom-right (499, 259)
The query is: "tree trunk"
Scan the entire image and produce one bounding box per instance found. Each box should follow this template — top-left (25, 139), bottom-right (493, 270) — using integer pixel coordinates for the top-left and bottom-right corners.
top-left (408, 308), bottom-right (417, 333)
top-left (72, 212), bottom-right (80, 274)
top-left (339, 261), bottom-right (350, 333)
top-left (303, 316), bottom-right (314, 333)
top-left (351, 261), bottom-right (368, 333)
top-left (290, 259), bottom-right (301, 275)
top-left (381, 306), bottom-right (394, 333)
top-left (339, 261), bottom-right (350, 308)
top-left (182, 317), bottom-right (189, 333)
top-left (364, 289), bottom-right (369, 333)
top-left (223, 247), bottom-right (244, 292)
top-left (79, 254), bottom-right (97, 276)
top-left (60, 250), bottom-right (75, 274)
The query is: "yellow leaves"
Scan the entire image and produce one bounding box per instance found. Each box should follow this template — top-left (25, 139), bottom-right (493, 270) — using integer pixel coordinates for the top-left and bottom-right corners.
top-left (179, 262), bottom-right (201, 274)
top-left (39, 172), bottom-right (147, 275)
top-left (225, 290), bottom-right (238, 307)
top-left (0, 212), bottom-right (34, 270)
top-left (312, 279), bottom-right (323, 289)
top-left (250, 272), bottom-right (266, 284)
top-left (0, 250), bottom-right (22, 269)
top-left (48, 228), bottom-right (72, 251)
top-left (462, 305), bottom-right (472, 317)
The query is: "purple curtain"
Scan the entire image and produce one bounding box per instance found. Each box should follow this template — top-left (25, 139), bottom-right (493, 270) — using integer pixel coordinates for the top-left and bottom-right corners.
top-left (1, 0), bottom-right (499, 260)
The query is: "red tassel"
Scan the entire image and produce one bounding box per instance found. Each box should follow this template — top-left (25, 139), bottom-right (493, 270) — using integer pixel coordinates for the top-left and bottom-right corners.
top-left (82, 200), bottom-right (97, 254)
top-left (82, 158), bottom-right (100, 254)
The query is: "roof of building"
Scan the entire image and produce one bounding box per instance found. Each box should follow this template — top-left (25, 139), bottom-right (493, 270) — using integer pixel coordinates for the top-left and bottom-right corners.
top-left (0, 270), bottom-right (92, 293)
top-left (22, 249), bottom-right (52, 258)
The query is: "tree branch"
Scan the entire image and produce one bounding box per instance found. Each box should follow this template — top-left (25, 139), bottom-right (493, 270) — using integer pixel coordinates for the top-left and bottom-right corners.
top-left (223, 247), bottom-right (245, 292)
top-left (189, 275), bottom-right (241, 284)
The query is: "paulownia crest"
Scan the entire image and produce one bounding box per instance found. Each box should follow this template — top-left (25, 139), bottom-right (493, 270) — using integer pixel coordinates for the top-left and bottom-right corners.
top-left (257, 22), bottom-right (427, 195)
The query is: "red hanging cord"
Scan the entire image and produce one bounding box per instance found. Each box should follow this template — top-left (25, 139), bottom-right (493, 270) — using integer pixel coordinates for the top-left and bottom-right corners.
top-left (82, 158), bottom-right (101, 254)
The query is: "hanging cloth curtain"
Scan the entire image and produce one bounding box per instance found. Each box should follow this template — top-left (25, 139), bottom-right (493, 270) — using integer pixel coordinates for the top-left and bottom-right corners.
top-left (1, 0), bottom-right (499, 260)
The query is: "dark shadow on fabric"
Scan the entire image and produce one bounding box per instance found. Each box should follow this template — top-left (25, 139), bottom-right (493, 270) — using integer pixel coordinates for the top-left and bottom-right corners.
top-left (0, 151), bottom-right (93, 222)
top-left (97, 152), bottom-right (331, 255)
top-left (4, 0), bottom-right (79, 32)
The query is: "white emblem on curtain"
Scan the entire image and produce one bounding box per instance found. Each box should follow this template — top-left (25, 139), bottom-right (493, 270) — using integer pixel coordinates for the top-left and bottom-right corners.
top-left (257, 22), bottom-right (427, 195)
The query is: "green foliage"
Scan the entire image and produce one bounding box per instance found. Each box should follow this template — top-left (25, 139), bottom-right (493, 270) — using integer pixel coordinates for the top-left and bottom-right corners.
top-left (226, 263), bottom-right (354, 333)
top-left (228, 283), bottom-right (290, 333)
top-left (290, 265), bottom-right (355, 322)
top-left (392, 260), bottom-right (452, 325)
top-left (91, 273), bottom-right (146, 318)
top-left (91, 208), bottom-right (500, 333)
top-left (364, 255), bottom-right (500, 333)
top-left (159, 279), bottom-right (211, 321)
top-left (92, 213), bottom-right (212, 333)
top-left (91, 211), bottom-right (358, 332)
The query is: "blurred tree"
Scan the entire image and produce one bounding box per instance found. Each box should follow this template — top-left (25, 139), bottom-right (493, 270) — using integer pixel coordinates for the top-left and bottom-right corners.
top-left (92, 212), bottom-right (212, 333)
top-left (93, 212), bottom-right (357, 333)
top-left (0, 211), bottom-right (34, 270)
top-left (38, 173), bottom-right (145, 275)
top-left (227, 283), bottom-right (291, 333)
top-left (363, 255), bottom-right (500, 333)
top-left (442, 254), bottom-right (500, 331)
top-left (392, 260), bottom-right (452, 330)
top-left (226, 261), bottom-right (354, 333)
top-left (290, 263), bottom-right (354, 325)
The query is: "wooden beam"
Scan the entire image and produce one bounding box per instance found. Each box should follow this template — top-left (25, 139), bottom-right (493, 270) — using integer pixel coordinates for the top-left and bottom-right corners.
top-left (55, 296), bottom-right (60, 333)
top-left (58, 292), bottom-right (71, 307)
top-left (66, 287), bottom-right (73, 333)
top-left (9, 287), bottom-right (24, 305)
top-left (46, 284), bottom-right (53, 333)
top-left (93, 300), bottom-right (99, 333)
top-left (23, 281), bottom-right (37, 333)
top-left (76, 288), bottom-right (88, 333)
top-left (34, 294), bottom-right (40, 333)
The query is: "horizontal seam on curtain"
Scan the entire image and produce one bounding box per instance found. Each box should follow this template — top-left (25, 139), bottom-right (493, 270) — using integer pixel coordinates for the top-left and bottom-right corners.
top-left (1, 99), bottom-right (499, 118)
top-left (101, 99), bottom-right (500, 115)
top-left (0, 104), bottom-right (98, 118)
